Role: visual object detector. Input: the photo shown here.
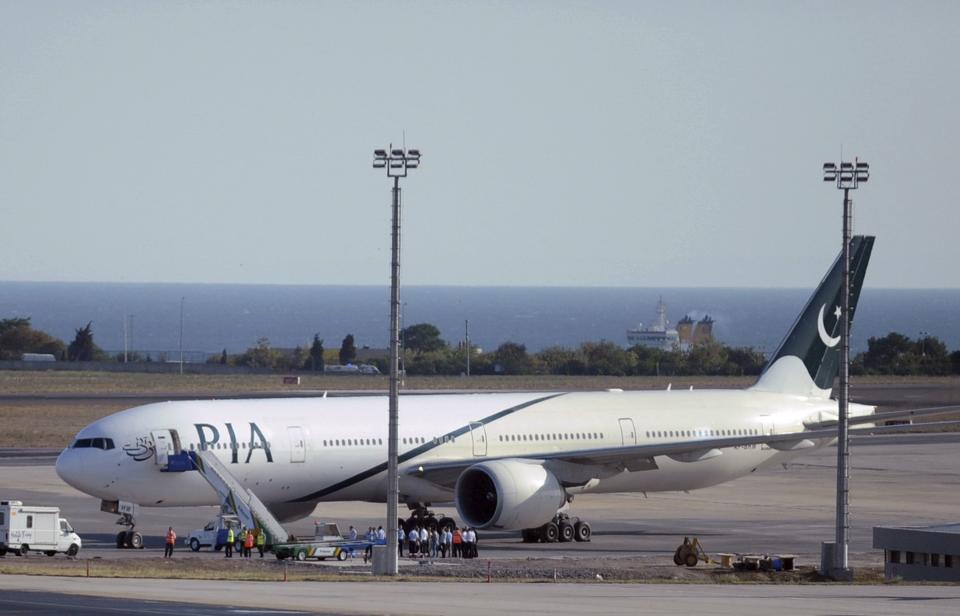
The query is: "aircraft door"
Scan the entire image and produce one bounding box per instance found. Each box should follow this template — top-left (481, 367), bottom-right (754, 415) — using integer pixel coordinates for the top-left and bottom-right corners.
top-left (760, 417), bottom-right (773, 450)
top-left (469, 422), bottom-right (487, 457)
top-left (618, 418), bottom-right (637, 446)
top-left (150, 429), bottom-right (180, 466)
top-left (288, 426), bottom-right (306, 463)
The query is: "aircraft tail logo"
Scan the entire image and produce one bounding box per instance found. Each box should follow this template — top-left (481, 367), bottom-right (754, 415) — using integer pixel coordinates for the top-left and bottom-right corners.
top-left (750, 235), bottom-right (875, 397)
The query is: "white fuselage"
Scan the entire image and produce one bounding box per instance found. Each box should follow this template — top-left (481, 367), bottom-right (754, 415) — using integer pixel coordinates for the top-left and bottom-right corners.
top-left (55, 389), bottom-right (865, 517)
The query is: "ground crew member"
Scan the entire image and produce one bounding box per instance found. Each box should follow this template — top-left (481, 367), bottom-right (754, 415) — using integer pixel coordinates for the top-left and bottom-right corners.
top-left (408, 526), bottom-right (420, 556)
top-left (452, 527), bottom-right (462, 558)
top-left (256, 529), bottom-right (265, 557)
top-left (225, 526), bottom-right (235, 558)
top-left (243, 528), bottom-right (254, 558)
top-left (164, 526), bottom-right (176, 558)
top-left (419, 525), bottom-right (429, 557)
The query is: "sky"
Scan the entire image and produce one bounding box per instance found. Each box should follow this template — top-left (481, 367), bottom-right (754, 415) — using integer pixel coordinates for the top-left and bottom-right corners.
top-left (1, 0), bottom-right (958, 288)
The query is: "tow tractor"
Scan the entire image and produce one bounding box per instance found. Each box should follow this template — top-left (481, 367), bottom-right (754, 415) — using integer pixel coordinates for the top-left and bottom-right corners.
top-left (674, 536), bottom-right (712, 567)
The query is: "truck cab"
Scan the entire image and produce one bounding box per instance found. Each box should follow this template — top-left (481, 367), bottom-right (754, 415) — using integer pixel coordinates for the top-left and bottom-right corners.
top-left (185, 514), bottom-right (242, 552)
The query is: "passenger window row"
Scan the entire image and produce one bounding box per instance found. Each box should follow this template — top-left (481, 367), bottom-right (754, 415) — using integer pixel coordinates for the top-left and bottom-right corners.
top-left (190, 442), bottom-right (269, 451)
top-left (323, 438), bottom-right (384, 447)
top-left (321, 435), bottom-right (456, 447)
top-left (645, 428), bottom-right (758, 438)
top-left (497, 432), bottom-right (603, 443)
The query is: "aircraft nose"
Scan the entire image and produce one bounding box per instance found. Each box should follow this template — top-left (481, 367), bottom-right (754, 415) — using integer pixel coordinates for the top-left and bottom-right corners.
top-left (55, 448), bottom-right (88, 492)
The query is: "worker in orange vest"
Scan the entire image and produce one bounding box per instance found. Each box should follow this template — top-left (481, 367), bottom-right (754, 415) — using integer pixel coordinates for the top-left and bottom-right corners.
top-left (243, 528), bottom-right (255, 558)
top-left (452, 527), bottom-right (463, 559)
top-left (164, 526), bottom-right (176, 558)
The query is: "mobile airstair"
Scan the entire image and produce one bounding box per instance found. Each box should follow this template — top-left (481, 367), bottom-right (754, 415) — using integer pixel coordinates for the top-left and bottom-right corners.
top-left (163, 450), bottom-right (289, 546)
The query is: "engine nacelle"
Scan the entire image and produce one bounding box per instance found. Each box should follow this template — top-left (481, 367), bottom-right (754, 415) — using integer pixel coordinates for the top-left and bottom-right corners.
top-left (455, 459), bottom-right (566, 530)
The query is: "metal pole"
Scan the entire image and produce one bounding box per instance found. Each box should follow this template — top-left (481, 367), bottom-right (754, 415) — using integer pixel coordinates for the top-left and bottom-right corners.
top-left (465, 319), bottom-right (470, 377)
top-left (834, 187), bottom-right (851, 576)
top-left (373, 144), bottom-right (419, 576)
top-left (386, 175), bottom-right (401, 576)
top-left (179, 296), bottom-right (185, 375)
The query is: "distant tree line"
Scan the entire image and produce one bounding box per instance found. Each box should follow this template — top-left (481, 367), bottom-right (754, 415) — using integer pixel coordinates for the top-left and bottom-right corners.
top-left (2, 317), bottom-right (959, 377)
top-left (0, 317), bottom-right (107, 361)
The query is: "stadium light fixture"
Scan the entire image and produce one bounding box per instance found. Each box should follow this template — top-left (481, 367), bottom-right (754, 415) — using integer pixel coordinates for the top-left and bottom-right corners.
top-left (371, 143), bottom-right (421, 577)
top-left (821, 156), bottom-right (869, 581)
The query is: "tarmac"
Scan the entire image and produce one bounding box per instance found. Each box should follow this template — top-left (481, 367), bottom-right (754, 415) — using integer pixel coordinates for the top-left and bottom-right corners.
top-left (1, 381), bottom-right (958, 613)
top-left (1, 575), bottom-right (960, 615)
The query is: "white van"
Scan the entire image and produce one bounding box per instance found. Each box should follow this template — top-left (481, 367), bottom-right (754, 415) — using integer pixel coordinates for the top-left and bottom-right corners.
top-left (0, 500), bottom-right (82, 557)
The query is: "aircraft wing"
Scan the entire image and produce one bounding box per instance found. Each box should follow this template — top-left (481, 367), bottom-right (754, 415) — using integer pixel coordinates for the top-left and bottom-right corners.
top-left (407, 417), bottom-right (960, 490)
top-left (808, 404), bottom-right (960, 429)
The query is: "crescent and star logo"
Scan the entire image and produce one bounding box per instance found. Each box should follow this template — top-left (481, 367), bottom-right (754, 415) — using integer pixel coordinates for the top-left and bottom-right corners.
top-left (817, 304), bottom-right (841, 348)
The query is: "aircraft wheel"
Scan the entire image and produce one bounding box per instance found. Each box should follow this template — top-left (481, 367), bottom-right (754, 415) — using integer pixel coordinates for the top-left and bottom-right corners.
top-left (438, 517), bottom-right (456, 533)
top-left (574, 521), bottom-right (591, 542)
top-left (542, 522), bottom-right (559, 543)
top-left (558, 522), bottom-right (574, 543)
top-left (127, 532), bottom-right (144, 549)
top-left (116, 531), bottom-right (128, 548)
top-left (189, 539), bottom-right (201, 552)
top-left (673, 548), bottom-right (684, 566)
top-left (66, 544), bottom-right (80, 557)
top-left (684, 552), bottom-right (698, 567)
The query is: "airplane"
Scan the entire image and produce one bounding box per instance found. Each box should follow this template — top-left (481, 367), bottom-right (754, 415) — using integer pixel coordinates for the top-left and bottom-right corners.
top-left (53, 235), bottom-right (958, 545)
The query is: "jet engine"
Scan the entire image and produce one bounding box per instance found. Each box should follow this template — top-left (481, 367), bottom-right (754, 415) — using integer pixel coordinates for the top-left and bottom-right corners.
top-left (454, 459), bottom-right (566, 530)
top-left (267, 500), bottom-right (319, 523)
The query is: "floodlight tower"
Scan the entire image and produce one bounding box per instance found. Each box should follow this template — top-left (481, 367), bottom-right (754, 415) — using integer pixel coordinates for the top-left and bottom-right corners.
top-left (822, 158), bottom-right (869, 579)
top-left (372, 144), bottom-right (421, 576)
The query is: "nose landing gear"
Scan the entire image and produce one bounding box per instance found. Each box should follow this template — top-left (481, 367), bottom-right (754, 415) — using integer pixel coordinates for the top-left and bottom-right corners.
top-left (101, 500), bottom-right (145, 549)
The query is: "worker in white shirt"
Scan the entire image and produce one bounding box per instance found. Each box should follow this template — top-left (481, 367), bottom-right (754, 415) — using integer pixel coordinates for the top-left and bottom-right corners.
top-left (465, 527), bottom-right (476, 558)
top-left (419, 525), bottom-right (429, 557)
top-left (408, 526), bottom-right (420, 556)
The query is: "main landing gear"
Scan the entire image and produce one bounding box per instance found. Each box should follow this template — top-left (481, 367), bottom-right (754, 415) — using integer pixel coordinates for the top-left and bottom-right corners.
top-left (521, 513), bottom-right (591, 544)
top-left (403, 503), bottom-right (457, 533)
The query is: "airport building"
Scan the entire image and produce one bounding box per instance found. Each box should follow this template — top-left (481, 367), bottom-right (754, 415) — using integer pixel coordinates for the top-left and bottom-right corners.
top-left (873, 523), bottom-right (960, 581)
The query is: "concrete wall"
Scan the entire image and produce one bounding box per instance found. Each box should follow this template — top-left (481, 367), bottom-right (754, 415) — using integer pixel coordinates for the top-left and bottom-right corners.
top-left (885, 559), bottom-right (960, 582)
top-left (874, 525), bottom-right (960, 581)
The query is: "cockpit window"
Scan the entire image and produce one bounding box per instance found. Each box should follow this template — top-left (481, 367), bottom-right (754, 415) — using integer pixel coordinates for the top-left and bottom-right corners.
top-left (72, 437), bottom-right (115, 450)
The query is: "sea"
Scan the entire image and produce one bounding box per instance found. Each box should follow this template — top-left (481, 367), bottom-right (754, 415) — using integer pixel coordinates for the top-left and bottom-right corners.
top-left (0, 282), bottom-right (958, 360)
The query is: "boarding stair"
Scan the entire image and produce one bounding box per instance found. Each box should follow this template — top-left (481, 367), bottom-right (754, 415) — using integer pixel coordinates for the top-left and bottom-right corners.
top-left (163, 450), bottom-right (289, 545)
